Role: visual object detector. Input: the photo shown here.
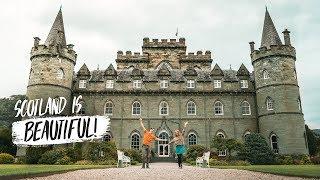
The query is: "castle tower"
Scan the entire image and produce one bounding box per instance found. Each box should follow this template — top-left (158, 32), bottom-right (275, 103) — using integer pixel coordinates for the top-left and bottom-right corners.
top-left (250, 8), bottom-right (308, 154)
top-left (26, 8), bottom-right (77, 115)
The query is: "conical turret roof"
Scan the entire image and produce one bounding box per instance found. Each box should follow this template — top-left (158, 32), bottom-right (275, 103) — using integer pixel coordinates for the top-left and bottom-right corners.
top-left (45, 8), bottom-right (66, 47)
top-left (260, 8), bottom-right (282, 48)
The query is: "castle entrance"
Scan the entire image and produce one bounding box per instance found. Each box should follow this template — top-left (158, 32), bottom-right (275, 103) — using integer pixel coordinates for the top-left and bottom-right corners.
top-left (158, 131), bottom-right (170, 157)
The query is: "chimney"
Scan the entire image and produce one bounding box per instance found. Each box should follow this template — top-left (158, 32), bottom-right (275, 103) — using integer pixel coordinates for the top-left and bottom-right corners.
top-left (249, 41), bottom-right (255, 52)
top-left (34, 37), bottom-right (41, 47)
top-left (282, 29), bottom-right (291, 46)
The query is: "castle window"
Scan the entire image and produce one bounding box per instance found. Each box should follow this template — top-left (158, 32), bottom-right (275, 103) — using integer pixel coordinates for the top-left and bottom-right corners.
top-left (57, 68), bottom-right (64, 79)
top-left (106, 80), bottom-right (114, 89)
top-left (133, 80), bottom-right (142, 89)
top-left (77, 101), bottom-right (86, 115)
top-left (132, 101), bottom-right (141, 115)
top-left (266, 97), bottom-right (274, 111)
top-left (244, 131), bottom-right (251, 139)
top-left (160, 80), bottom-right (169, 89)
top-left (79, 80), bottom-right (87, 89)
top-left (187, 101), bottom-right (196, 115)
top-left (187, 80), bottom-right (195, 89)
top-left (131, 133), bottom-right (140, 150)
top-left (216, 132), bottom-right (227, 156)
top-left (159, 101), bottom-right (169, 115)
top-left (188, 133), bottom-right (197, 146)
top-left (241, 101), bottom-right (251, 115)
top-left (214, 80), bottom-right (221, 88)
top-left (270, 134), bottom-right (279, 154)
top-left (298, 98), bottom-right (302, 111)
top-left (263, 70), bottom-right (270, 79)
top-left (104, 101), bottom-right (113, 116)
top-left (240, 80), bottom-right (248, 88)
top-left (214, 101), bottom-right (224, 115)
top-left (102, 133), bottom-right (112, 142)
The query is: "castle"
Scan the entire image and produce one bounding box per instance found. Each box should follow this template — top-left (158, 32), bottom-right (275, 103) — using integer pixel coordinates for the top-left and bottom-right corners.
top-left (25, 8), bottom-right (308, 157)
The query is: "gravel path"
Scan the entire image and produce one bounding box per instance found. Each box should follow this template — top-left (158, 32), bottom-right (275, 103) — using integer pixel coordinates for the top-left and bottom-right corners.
top-left (24, 163), bottom-right (305, 180)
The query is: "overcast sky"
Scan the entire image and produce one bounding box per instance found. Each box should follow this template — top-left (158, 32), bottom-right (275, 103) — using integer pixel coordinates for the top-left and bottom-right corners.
top-left (0, 0), bottom-right (319, 128)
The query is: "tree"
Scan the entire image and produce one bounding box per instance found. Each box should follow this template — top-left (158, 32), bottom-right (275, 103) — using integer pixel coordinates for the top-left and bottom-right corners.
top-left (211, 136), bottom-right (244, 157)
top-left (241, 133), bottom-right (276, 165)
top-left (0, 126), bottom-right (16, 155)
top-left (0, 95), bottom-right (26, 127)
top-left (306, 125), bottom-right (319, 156)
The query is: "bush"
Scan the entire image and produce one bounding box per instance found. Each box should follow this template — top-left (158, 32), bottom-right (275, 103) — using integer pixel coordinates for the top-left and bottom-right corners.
top-left (16, 156), bottom-right (26, 164)
top-left (55, 156), bottom-right (72, 165)
top-left (185, 158), bottom-right (196, 166)
top-left (185, 145), bottom-right (208, 161)
top-left (65, 144), bottom-right (83, 163)
top-left (84, 141), bottom-right (117, 162)
top-left (131, 160), bottom-right (138, 165)
top-left (121, 149), bottom-right (142, 163)
top-left (276, 155), bottom-right (294, 165)
top-left (300, 154), bottom-right (312, 165)
top-left (310, 156), bottom-right (320, 164)
top-left (209, 158), bottom-right (228, 166)
top-left (75, 160), bottom-right (93, 165)
top-left (26, 146), bottom-right (51, 164)
top-left (38, 148), bottom-right (65, 164)
top-left (0, 153), bottom-right (14, 164)
top-left (96, 159), bottom-right (117, 165)
top-left (240, 133), bottom-right (275, 165)
top-left (208, 159), bottom-right (250, 166)
top-left (229, 160), bottom-right (251, 166)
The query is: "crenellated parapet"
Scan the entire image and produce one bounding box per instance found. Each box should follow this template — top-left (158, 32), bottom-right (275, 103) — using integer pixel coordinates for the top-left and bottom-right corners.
top-left (180, 51), bottom-right (212, 63)
top-left (250, 45), bottom-right (296, 64)
top-left (116, 51), bottom-right (149, 63)
top-left (30, 42), bottom-right (77, 64)
top-left (142, 37), bottom-right (186, 48)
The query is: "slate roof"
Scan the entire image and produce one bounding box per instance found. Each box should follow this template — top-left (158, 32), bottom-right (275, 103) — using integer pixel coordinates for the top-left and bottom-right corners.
top-left (260, 8), bottom-right (282, 48)
top-left (45, 8), bottom-right (66, 47)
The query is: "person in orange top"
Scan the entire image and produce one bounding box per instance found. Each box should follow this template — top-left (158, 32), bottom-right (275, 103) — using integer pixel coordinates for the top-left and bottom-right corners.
top-left (139, 118), bottom-right (164, 168)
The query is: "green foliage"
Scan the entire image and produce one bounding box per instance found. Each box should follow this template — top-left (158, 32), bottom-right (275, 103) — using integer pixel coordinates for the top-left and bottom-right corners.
top-left (0, 126), bottom-right (16, 155)
top-left (65, 143), bottom-right (83, 162)
top-left (240, 133), bottom-right (276, 165)
top-left (26, 146), bottom-right (51, 164)
top-left (55, 156), bottom-right (71, 165)
top-left (211, 136), bottom-right (244, 157)
top-left (185, 145), bottom-right (208, 161)
top-left (38, 148), bottom-right (65, 164)
top-left (84, 141), bottom-right (117, 162)
top-left (120, 148), bottom-right (142, 163)
top-left (310, 156), bottom-right (320, 164)
top-left (276, 155), bottom-right (294, 165)
top-left (209, 158), bottom-right (250, 166)
top-left (306, 125), bottom-right (320, 156)
top-left (0, 95), bottom-right (26, 127)
top-left (96, 159), bottom-right (117, 165)
top-left (74, 160), bottom-right (94, 165)
top-left (0, 153), bottom-right (14, 164)
top-left (185, 158), bottom-right (196, 165)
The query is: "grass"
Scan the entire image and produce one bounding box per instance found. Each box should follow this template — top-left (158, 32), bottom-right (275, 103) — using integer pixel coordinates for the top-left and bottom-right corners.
top-left (213, 165), bottom-right (320, 178)
top-left (0, 164), bottom-right (114, 178)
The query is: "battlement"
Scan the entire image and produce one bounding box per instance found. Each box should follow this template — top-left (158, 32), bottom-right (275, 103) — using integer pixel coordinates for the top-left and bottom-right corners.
top-left (180, 50), bottom-right (212, 62)
top-left (30, 43), bottom-right (77, 63)
top-left (142, 37), bottom-right (186, 48)
top-left (251, 45), bottom-right (296, 63)
top-left (116, 50), bottom-right (149, 62)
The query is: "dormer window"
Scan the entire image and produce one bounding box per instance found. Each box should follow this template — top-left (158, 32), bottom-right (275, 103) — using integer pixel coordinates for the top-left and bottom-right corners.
top-left (106, 80), bottom-right (114, 89)
top-left (133, 80), bottom-right (142, 89)
top-left (240, 80), bottom-right (248, 88)
top-left (214, 80), bottom-right (221, 88)
top-left (79, 80), bottom-right (87, 89)
top-left (160, 80), bottom-right (169, 89)
top-left (187, 80), bottom-right (195, 89)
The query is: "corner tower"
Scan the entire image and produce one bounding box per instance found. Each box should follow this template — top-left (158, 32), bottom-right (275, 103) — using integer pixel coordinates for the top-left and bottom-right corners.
top-left (250, 8), bottom-right (308, 154)
top-left (26, 8), bottom-right (77, 115)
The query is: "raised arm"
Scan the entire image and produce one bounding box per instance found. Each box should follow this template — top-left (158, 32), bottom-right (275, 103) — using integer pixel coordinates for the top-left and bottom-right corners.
top-left (181, 121), bottom-right (188, 135)
top-left (139, 118), bottom-right (146, 132)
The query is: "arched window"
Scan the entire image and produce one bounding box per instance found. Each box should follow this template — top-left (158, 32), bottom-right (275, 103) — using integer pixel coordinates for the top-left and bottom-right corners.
top-left (132, 101), bottom-right (141, 115)
top-left (104, 101), bottom-right (113, 116)
top-left (77, 101), bottom-right (86, 115)
top-left (187, 101), bottom-right (196, 115)
top-left (244, 131), bottom-right (251, 139)
top-left (266, 97), bottom-right (274, 111)
top-left (102, 133), bottom-right (112, 142)
top-left (270, 134), bottom-right (279, 154)
top-left (57, 68), bottom-right (64, 79)
top-left (263, 70), bottom-right (270, 80)
top-left (241, 101), bottom-right (251, 115)
top-left (131, 133), bottom-right (140, 150)
top-left (159, 101), bottom-right (169, 115)
top-left (216, 132), bottom-right (226, 156)
top-left (297, 98), bottom-right (302, 111)
top-left (188, 133), bottom-right (197, 145)
top-left (214, 101), bottom-right (224, 115)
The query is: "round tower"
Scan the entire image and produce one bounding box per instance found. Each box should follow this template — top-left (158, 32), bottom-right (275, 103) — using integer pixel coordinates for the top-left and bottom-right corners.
top-left (26, 9), bottom-right (77, 116)
top-left (250, 9), bottom-right (308, 154)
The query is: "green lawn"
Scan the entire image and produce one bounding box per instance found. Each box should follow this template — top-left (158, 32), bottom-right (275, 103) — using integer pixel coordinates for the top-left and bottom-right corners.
top-left (0, 164), bottom-right (114, 177)
top-left (214, 165), bottom-right (320, 178)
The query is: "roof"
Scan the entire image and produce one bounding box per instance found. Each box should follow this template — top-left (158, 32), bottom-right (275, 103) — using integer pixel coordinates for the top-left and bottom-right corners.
top-left (45, 8), bottom-right (67, 47)
top-left (260, 8), bottom-right (282, 48)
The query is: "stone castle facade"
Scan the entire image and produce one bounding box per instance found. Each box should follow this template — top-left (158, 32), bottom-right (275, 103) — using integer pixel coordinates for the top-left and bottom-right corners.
top-left (25, 8), bottom-right (308, 157)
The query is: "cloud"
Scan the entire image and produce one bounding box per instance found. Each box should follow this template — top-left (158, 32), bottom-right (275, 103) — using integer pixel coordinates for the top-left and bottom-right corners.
top-left (0, 0), bottom-right (319, 128)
